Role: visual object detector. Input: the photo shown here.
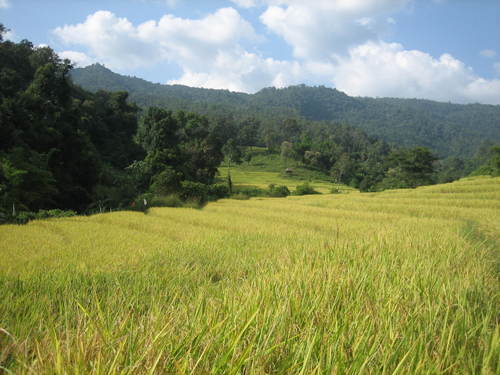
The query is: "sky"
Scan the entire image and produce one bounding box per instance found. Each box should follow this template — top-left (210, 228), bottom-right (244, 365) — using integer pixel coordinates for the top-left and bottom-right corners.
top-left (1, 0), bottom-right (500, 104)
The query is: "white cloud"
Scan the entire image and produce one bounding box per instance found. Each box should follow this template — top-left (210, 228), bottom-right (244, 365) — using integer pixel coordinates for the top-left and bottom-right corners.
top-left (260, 0), bottom-right (410, 59)
top-left (332, 41), bottom-right (500, 104)
top-left (480, 49), bottom-right (497, 58)
top-left (51, 5), bottom-right (500, 104)
top-left (53, 8), bottom-right (258, 70)
top-left (0, 0), bottom-right (10, 9)
top-left (58, 50), bottom-right (95, 67)
top-left (3, 29), bottom-right (15, 41)
top-left (229, 0), bottom-right (257, 8)
top-left (169, 48), bottom-right (305, 92)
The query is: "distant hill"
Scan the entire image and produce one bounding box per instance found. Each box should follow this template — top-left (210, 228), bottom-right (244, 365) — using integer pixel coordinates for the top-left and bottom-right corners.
top-left (71, 64), bottom-right (500, 159)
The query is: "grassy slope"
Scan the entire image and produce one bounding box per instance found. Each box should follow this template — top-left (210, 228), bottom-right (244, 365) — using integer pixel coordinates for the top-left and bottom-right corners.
top-left (0, 177), bottom-right (499, 374)
top-left (218, 149), bottom-right (355, 194)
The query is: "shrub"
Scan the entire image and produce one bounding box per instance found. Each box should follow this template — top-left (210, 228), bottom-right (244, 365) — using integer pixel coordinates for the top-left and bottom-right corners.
top-left (150, 168), bottom-right (182, 195)
top-left (294, 183), bottom-right (320, 196)
top-left (234, 186), bottom-right (267, 197)
top-left (35, 209), bottom-right (77, 219)
top-left (330, 187), bottom-right (341, 194)
top-left (207, 184), bottom-right (230, 200)
top-left (183, 197), bottom-right (205, 209)
top-left (151, 194), bottom-right (183, 208)
top-left (12, 211), bottom-right (35, 224)
top-left (267, 184), bottom-right (291, 198)
top-left (5, 209), bottom-right (77, 225)
top-left (180, 181), bottom-right (209, 201)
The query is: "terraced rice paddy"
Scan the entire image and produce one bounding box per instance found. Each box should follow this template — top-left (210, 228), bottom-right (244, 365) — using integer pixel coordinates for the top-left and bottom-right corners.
top-left (218, 167), bottom-right (351, 194)
top-left (0, 177), bottom-right (499, 374)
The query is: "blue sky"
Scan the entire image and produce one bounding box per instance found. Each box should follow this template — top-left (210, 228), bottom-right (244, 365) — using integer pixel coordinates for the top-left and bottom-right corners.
top-left (1, 0), bottom-right (499, 104)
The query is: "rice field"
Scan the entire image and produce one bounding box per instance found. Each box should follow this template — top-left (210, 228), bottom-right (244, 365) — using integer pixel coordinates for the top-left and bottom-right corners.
top-left (0, 176), bottom-right (499, 374)
top-left (218, 149), bottom-right (351, 194)
top-left (218, 167), bottom-right (350, 194)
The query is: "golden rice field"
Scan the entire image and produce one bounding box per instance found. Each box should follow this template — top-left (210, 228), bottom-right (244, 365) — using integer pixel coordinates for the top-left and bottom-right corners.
top-left (0, 176), bottom-right (499, 374)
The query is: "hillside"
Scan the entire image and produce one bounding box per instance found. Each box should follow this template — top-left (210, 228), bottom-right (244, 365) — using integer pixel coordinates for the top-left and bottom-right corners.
top-left (71, 64), bottom-right (500, 159)
top-left (217, 148), bottom-right (356, 194)
top-left (1, 176), bottom-right (498, 373)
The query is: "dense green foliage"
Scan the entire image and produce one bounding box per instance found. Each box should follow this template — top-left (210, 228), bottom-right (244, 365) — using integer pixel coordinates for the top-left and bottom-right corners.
top-left (0, 37), bottom-right (142, 219)
top-left (376, 147), bottom-right (437, 190)
top-left (293, 182), bottom-right (320, 196)
top-left (71, 64), bottom-right (500, 160)
top-left (134, 107), bottom-right (224, 192)
top-left (471, 145), bottom-right (500, 177)
top-left (0, 33), bottom-right (229, 221)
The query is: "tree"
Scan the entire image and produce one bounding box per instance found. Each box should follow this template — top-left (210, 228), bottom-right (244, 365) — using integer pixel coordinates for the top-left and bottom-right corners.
top-left (471, 145), bottom-right (500, 177)
top-left (378, 146), bottom-right (437, 189)
top-left (0, 36), bottom-right (145, 214)
top-left (137, 107), bottom-right (180, 154)
top-left (135, 108), bottom-right (225, 195)
top-left (281, 118), bottom-right (301, 142)
top-left (263, 128), bottom-right (281, 153)
top-left (330, 153), bottom-right (355, 184)
top-left (280, 141), bottom-right (293, 168)
top-left (242, 148), bottom-right (253, 165)
top-left (222, 139), bottom-right (242, 169)
top-left (0, 24), bottom-right (8, 42)
top-left (437, 157), bottom-right (465, 183)
top-left (237, 117), bottom-right (260, 147)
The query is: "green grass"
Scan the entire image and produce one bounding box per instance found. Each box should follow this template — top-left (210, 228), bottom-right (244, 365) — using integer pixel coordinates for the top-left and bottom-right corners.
top-left (218, 149), bottom-right (354, 194)
top-left (0, 176), bottom-right (499, 374)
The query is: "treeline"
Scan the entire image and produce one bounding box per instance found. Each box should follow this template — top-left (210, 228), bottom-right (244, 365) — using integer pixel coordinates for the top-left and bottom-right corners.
top-left (71, 64), bottom-right (500, 161)
top-left (0, 30), bottom-right (227, 222)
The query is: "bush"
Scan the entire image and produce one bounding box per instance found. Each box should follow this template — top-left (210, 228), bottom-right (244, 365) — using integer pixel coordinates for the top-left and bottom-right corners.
top-left (234, 186), bottom-right (267, 197)
top-left (207, 184), bottom-right (230, 200)
top-left (34, 209), bottom-right (77, 219)
top-left (330, 187), bottom-right (341, 194)
top-left (12, 211), bottom-right (35, 224)
top-left (0, 210), bottom-right (7, 224)
top-left (4, 209), bottom-right (77, 225)
top-left (180, 181), bottom-right (209, 201)
top-left (150, 194), bottom-right (183, 208)
top-left (183, 197), bottom-right (205, 209)
top-left (150, 167), bottom-right (182, 195)
top-left (294, 183), bottom-right (320, 196)
top-left (267, 184), bottom-right (291, 198)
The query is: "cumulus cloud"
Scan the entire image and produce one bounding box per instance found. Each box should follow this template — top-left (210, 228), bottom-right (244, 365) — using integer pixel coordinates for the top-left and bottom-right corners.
top-left (480, 49), bottom-right (497, 58)
top-left (169, 48), bottom-right (306, 92)
top-left (53, 8), bottom-right (258, 70)
top-left (260, 0), bottom-right (410, 59)
top-left (58, 50), bottom-right (95, 67)
top-left (0, 0), bottom-right (10, 9)
top-left (332, 41), bottom-right (500, 104)
top-left (51, 4), bottom-right (500, 103)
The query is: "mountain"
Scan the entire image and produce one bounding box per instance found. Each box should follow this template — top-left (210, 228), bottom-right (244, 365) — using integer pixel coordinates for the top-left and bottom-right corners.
top-left (71, 64), bottom-right (500, 159)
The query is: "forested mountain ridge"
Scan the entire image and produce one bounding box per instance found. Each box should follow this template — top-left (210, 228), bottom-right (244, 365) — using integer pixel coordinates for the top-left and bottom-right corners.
top-left (71, 64), bottom-right (500, 159)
